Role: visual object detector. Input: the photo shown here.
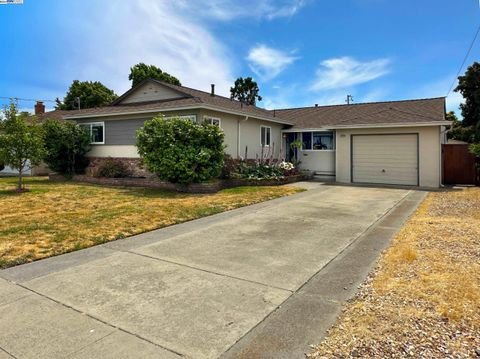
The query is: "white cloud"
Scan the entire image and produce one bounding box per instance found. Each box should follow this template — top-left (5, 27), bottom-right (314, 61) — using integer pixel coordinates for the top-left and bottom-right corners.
top-left (59, 1), bottom-right (235, 96)
top-left (310, 57), bottom-right (391, 91)
top-left (174, 0), bottom-right (308, 21)
top-left (247, 45), bottom-right (298, 80)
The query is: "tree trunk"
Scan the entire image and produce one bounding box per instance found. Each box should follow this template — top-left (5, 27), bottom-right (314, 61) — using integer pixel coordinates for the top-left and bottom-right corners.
top-left (17, 170), bottom-right (23, 190)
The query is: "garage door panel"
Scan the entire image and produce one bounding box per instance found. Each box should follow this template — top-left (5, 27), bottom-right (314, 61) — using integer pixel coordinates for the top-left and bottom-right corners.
top-left (352, 134), bottom-right (418, 186)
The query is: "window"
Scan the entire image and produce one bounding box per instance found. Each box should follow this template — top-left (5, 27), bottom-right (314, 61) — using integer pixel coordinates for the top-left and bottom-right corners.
top-left (261, 126), bottom-right (271, 147)
top-left (302, 132), bottom-right (334, 150)
top-left (302, 132), bottom-right (312, 150)
top-left (203, 116), bottom-right (221, 127)
top-left (164, 114), bottom-right (197, 122)
top-left (79, 122), bottom-right (104, 144)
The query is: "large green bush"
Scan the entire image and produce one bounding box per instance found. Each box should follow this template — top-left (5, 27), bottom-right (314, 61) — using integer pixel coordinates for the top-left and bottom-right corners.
top-left (136, 116), bottom-right (225, 184)
top-left (42, 120), bottom-right (91, 175)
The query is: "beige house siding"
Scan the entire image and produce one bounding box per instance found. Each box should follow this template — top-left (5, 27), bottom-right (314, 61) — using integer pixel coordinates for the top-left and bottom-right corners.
top-left (77, 109), bottom-right (285, 160)
top-left (239, 118), bottom-right (283, 159)
top-left (297, 149), bottom-right (336, 175)
top-left (118, 82), bottom-right (184, 104)
top-left (197, 109), bottom-right (240, 157)
top-left (335, 126), bottom-right (442, 188)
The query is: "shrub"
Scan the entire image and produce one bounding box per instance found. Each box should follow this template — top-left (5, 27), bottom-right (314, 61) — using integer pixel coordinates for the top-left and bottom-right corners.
top-left (221, 154), bottom-right (242, 179)
top-left (241, 163), bottom-right (284, 180)
top-left (95, 158), bottom-right (131, 178)
top-left (42, 120), bottom-right (91, 175)
top-left (136, 116), bottom-right (225, 184)
top-left (0, 161), bottom-right (4, 171)
top-left (469, 143), bottom-right (480, 157)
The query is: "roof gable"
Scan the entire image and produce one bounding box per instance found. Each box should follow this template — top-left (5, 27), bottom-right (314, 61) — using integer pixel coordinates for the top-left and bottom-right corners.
top-left (114, 79), bottom-right (191, 105)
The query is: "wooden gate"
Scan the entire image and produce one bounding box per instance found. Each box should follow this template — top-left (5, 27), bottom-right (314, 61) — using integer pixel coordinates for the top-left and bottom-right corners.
top-left (442, 144), bottom-right (478, 185)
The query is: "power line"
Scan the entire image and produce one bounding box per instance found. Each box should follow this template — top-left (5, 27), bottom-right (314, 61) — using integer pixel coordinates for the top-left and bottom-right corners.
top-left (446, 23), bottom-right (480, 96)
top-left (0, 96), bottom-right (57, 103)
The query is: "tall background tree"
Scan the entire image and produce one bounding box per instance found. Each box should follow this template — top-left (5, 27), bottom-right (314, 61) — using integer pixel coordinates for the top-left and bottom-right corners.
top-left (0, 102), bottom-right (45, 191)
top-left (230, 77), bottom-right (262, 105)
top-left (129, 63), bottom-right (181, 87)
top-left (453, 62), bottom-right (480, 142)
top-left (55, 80), bottom-right (118, 110)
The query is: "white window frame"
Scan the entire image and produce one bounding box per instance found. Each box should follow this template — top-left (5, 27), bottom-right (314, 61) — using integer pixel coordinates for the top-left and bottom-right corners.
top-left (260, 125), bottom-right (272, 147)
top-left (301, 131), bottom-right (335, 151)
top-left (79, 122), bottom-right (105, 145)
top-left (164, 114), bottom-right (197, 122)
top-left (203, 116), bottom-right (221, 127)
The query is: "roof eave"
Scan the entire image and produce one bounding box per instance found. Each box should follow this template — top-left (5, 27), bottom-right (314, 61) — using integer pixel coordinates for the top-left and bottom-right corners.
top-left (283, 121), bottom-right (452, 131)
top-left (62, 104), bottom-right (294, 125)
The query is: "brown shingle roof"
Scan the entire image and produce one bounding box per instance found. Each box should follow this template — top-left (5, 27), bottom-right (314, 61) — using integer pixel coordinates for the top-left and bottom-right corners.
top-left (62, 79), bottom-right (292, 124)
top-left (35, 110), bottom-right (70, 122)
top-left (273, 97), bottom-right (447, 129)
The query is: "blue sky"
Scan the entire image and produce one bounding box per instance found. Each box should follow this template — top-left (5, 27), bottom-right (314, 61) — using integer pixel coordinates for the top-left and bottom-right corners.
top-left (1, 0), bottom-right (479, 115)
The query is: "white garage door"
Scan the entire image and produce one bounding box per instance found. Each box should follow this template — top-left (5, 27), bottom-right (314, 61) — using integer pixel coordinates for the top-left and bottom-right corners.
top-left (352, 134), bottom-right (418, 186)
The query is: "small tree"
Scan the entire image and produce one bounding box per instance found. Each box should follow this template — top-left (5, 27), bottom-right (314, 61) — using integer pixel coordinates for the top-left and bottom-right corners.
top-left (0, 102), bottom-right (45, 191)
top-left (42, 120), bottom-right (91, 176)
top-left (129, 63), bottom-right (181, 87)
top-left (56, 80), bottom-right (118, 110)
top-left (230, 77), bottom-right (262, 105)
top-left (136, 116), bottom-right (225, 184)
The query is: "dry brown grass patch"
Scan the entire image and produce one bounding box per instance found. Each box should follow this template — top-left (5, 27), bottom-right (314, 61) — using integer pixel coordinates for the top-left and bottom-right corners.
top-left (309, 187), bottom-right (480, 359)
top-left (0, 177), bottom-right (302, 268)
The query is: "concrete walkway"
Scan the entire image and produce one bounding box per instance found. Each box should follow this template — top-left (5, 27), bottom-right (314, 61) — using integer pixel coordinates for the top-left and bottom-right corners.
top-left (0, 184), bottom-right (426, 359)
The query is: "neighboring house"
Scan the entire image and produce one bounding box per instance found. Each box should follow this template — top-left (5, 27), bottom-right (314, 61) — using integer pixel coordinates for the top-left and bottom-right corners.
top-left (39, 79), bottom-right (450, 188)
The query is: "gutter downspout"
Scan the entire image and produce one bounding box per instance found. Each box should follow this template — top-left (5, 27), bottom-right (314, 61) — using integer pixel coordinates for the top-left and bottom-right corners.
top-left (439, 124), bottom-right (451, 187)
top-left (238, 116), bottom-right (249, 159)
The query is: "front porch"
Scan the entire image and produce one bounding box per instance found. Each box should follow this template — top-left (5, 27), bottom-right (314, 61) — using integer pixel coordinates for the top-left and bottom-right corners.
top-left (283, 130), bottom-right (336, 179)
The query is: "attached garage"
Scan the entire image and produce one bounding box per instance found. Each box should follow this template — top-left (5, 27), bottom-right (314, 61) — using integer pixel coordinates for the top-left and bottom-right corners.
top-left (351, 134), bottom-right (419, 186)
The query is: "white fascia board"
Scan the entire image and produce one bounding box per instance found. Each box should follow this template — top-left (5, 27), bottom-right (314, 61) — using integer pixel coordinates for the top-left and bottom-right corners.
top-left (63, 104), bottom-right (293, 125)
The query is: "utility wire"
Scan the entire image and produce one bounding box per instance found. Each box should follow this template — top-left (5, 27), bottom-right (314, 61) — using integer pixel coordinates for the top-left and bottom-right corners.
top-left (446, 23), bottom-right (480, 96)
top-left (0, 96), bottom-right (57, 103)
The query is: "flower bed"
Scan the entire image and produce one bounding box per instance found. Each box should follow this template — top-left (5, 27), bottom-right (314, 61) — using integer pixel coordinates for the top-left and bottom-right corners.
top-left (49, 172), bottom-right (313, 194)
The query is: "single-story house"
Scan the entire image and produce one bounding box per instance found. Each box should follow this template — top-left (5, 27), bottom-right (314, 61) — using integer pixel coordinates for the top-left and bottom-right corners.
top-left (38, 79), bottom-right (450, 188)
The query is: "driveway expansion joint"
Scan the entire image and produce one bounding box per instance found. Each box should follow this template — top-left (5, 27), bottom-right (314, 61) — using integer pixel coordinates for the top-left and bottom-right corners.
top-left (11, 281), bottom-right (187, 359)
top-left (0, 346), bottom-right (18, 359)
top-left (124, 249), bottom-right (295, 293)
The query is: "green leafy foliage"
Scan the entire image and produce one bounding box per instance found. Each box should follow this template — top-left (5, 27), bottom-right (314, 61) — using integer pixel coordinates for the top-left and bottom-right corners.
top-left (455, 62), bottom-right (480, 128)
top-left (469, 143), bottom-right (480, 157)
top-left (447, 111), bottom-right (477, 143)
top-left (0, 102), bottom-right (45, 190)
top-left (129, 63), bottom-right (181, 87)
top-left (55, 80), bottom-right (118, 110)
top-left (230, 77), bottom-right (262, 105)
top-left (240, 163), bottom-right (284, 180)
top-left (136, 116), bottom-right (225, 184)
top-left (95, 158), bottom-right (131, 178)
top-left (452, 62), bottom-right (480, 143)
top-left (42, 120), bottom-right (91, 175)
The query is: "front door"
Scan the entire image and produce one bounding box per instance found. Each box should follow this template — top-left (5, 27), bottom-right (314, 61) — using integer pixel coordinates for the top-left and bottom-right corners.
top-left (285, 133), bottom-right (297, 162)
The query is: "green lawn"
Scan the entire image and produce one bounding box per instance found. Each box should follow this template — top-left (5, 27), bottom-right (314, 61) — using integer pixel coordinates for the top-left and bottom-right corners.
top-left (0, 177), bottom-right (303, 268)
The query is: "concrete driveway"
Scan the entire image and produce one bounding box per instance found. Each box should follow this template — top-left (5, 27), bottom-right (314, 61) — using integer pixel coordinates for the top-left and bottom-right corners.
top-left (0, 184), bottom-right (425, 359)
